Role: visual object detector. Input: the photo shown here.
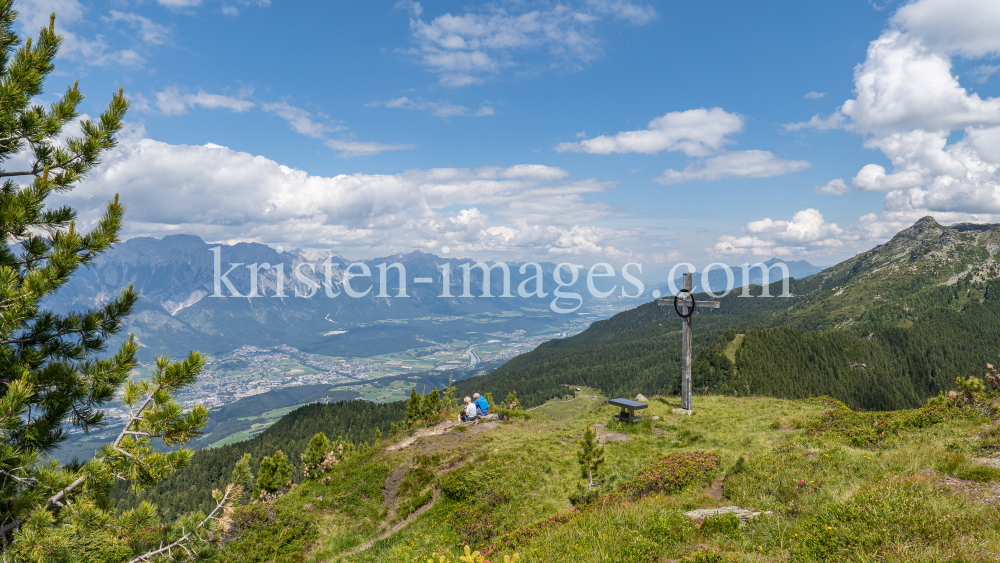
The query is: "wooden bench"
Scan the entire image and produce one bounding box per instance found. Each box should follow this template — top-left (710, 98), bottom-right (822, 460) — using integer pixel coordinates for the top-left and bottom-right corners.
top-left (609, 398), bottom-right (647, 423)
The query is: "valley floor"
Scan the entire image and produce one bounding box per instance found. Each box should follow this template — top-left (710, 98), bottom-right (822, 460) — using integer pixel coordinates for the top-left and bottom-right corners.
top-left (230, 391), bottom-right (1000, 563)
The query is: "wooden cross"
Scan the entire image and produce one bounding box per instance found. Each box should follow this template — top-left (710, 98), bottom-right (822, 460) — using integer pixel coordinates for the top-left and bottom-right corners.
top-left (657, 273), bottom-right (720, 412)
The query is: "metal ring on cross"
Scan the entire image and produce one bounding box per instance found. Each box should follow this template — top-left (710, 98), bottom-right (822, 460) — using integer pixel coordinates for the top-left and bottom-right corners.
top-left (673, 289), bottom-right (695, 318)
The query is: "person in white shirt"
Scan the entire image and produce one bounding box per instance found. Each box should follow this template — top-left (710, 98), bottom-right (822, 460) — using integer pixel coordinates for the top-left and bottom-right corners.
top-left (460, 396), bottom-right (478, 422)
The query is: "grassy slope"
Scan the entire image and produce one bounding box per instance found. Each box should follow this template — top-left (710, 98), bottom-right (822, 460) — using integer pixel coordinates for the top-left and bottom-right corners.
top-left (251, 392), bottom-right (1000, 563)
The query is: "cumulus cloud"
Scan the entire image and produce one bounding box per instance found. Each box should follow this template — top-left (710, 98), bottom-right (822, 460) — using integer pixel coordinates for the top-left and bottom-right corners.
top-left (155, 87), bottom-right (256, 115)
top-left (556, 108), bottom-right (744, 157)
top-left (324, 139), bottom-right (416, 157)
top-left (815, 178), bottom-right (850, 195)
top-left (654, 150), bottom-right (810, 184)
top-left (778, 0), bottom-right (1000, 250)
top-left (891, 0), bottom-right (1000, 57)
top-left (57, 126), bottom-right (632, 260)
top-left (805, 91), bottom-right (825, 99)
top-left (713, 209), bottom-right (845, 257)
top-left (399, 1), bottom-right (657, 86)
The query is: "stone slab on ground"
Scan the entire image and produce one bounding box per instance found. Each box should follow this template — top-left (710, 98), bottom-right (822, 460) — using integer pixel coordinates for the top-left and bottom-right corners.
top-left (672, 408), bottom-right (693, 416)
top-left (683, 506), bottom-right (772, 524)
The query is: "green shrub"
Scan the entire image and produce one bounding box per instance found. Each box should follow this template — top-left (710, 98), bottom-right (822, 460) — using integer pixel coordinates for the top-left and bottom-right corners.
top-left (395, 487), bottom-right (434, 520)
top-left (47, 527), bottom-right (133, 563)
top-left (398, 455), bottom-right (438, 498)
top-left (439, 461), bottom-right (513, 501)
top-left (568, 482), bottom-right (601, 507)
top-left (216, 502), bottom-right (317, 563)
top-left (300, 433), bottom-right (333, 479)
top-left (701, 512), bottom-right (740, 537)
top-left (257, 451), bottom-right (293, 493)
top-left (616, 451), bottom-right (720, 501)
top-left (807, 397), bottom-right (950, 448)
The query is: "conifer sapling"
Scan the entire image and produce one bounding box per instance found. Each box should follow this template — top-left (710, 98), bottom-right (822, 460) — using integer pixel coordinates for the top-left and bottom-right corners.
top-left (578, 423), bottom-right (604, 491)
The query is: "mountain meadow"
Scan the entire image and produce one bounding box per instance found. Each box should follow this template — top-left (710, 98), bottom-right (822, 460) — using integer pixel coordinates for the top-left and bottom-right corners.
top-left (90, 217), bottom-right (1000, 562)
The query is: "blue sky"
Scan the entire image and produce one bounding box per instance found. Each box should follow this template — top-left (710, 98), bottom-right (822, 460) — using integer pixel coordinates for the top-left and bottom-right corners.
top-left (28, 0), bottom-right (1000, 266)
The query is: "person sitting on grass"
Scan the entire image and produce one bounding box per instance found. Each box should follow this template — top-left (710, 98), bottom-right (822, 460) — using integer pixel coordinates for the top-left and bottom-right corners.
top-left (473, 392), bottom-right (489, 416)
top-left (460, 396), bottom-right (478, 422)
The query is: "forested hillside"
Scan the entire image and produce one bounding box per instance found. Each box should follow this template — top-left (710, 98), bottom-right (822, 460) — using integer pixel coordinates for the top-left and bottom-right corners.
top-left (460, 218), bottom-right (1000, 411)
top-left (114, 399), bottom-right (406, 517)
top-left (455, 281), bottom-right (808, 408)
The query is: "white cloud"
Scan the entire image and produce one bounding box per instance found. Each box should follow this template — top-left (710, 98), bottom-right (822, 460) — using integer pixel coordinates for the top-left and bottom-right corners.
top-left (400, 1), bottom-right (657, 86)
top-left (367, 97), bottom-right (486, 118)
top-left (971, 64), bottom-right (1000, 83)
top-left (805, 91), bottom-right (825, 99)
top-left (260, 101), bottom-right (338, 138)
top-left (157, 0), bottom-right (202, 7)
top-left (713, 209), bottom-right (845, 257)
top-left (394, 0), bottom-right (423, 18)
top-left (654, 150), bottom-right (811, 184)
top-left (324, 139), bottom-right (416, 157)
top-left (815, 178), bottom-right (850, 195)
top-left (156, 0), bottom-right (271, 15)
top-left (843, 31), bottom-right (1000, 135)
top-left (778, 0), bottom-right (1000, 250)
top-left (19, 0), bottom-right (145, 66)
top-left (891, 0), bottom-right (1000, 58)
top-left (61, 126), bottom-right (632, 259)
top-left (783, 111), bottom-right (845, 131)
top-left (154, 87), bottom-right (255, 115)
top-left (590, 0), bottom-right (659, 25)
top-left (556, 108), bottom-right (744, 157)
top-left (104, 11), bottom-right (171, 45)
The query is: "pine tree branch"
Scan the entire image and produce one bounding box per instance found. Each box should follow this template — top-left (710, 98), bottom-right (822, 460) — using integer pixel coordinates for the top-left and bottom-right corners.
top-left (0, 169), bottom-right (36, 178)
top-left (0, 326), bottom-right (87, 346)
top-left (0, 517), bottom-right (26, 543)
top-left (127, 483), bottom-right (238, 563)
top-left (0, 469), bottom-right (36, 487)
top-left (19, 376), bottom-right (165, 535)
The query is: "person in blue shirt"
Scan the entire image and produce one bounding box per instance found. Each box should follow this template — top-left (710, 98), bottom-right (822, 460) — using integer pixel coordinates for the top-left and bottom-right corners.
top-left (473, 393), bottom-right (489, 416)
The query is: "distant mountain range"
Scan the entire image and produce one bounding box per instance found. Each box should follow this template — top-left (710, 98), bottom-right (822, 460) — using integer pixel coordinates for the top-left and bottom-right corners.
top-left (47, 234), bottom-right (826, 362)
top-left (47, 235), bottom-right (638, 360)
top-left (660, 257), bottom-right (824, 295)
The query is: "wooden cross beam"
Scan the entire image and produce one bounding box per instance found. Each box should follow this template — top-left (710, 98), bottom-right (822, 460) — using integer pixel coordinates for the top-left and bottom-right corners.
top-left (657, 273), bottom-right (721, 412)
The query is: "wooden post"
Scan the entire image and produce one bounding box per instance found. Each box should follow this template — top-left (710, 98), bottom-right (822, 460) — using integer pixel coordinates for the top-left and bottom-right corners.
top-left (657, 272), bottom-right (721, 414)
top-left (681, 273), bottom-right (693, 411)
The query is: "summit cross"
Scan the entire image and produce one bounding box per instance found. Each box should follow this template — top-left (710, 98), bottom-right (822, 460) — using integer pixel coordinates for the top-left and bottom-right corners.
top-left (657, 272), bottom-right (720, 413)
